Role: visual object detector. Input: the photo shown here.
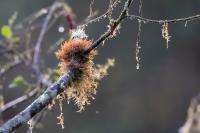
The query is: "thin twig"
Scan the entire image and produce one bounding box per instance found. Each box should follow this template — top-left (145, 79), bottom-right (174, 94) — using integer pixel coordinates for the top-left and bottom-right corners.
top-left (0, 89), bottom-right (38, 113)
top-left (127, 14), bottom-right (200, 23)
top-left (79, 0), bottom-right (121, 28)
top-left (0, 60), bottom-right (22, 78)
top-left (0, 75), bottom-right (52, 114)
top-left (32, 1), bottom-right (63, 74)
top-left (135, 0), bottom-right (142, 70)
top-left (84, 0), bottom-right (135, 53)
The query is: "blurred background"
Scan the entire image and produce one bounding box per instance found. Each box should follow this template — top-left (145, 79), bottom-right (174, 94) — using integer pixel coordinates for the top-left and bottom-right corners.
top-left (0, 0), bottom-right (200, 133)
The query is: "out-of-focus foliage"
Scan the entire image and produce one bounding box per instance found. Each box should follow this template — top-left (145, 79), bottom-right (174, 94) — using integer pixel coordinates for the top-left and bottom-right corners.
top-left (9, 76), bottom-right (25, 88)
top-left (1, 25), bottom-right (12, 39)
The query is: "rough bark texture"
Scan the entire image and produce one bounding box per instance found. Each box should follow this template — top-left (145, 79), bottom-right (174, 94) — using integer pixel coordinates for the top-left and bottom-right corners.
top-left (0, 71), bottom-right (74, 133)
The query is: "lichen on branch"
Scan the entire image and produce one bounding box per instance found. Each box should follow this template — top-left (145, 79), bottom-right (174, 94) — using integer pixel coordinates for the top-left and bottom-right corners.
top-left (55, 37), bottom-right (111, 112)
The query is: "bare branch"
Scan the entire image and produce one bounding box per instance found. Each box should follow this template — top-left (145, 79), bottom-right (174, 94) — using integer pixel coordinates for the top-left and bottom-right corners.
top-left (128, 14), bottom-right (200, 23)
top-left (0, 76), bottom-right (51, 114)
top-left (32, 1), bottom-right (63, 74)
top-left (135, 0), bottom-right (142, 70)
top-left (0, 60), bottom-right (22, 78)
top-left (0, 72), bottom-right (73, 133)
top-left (84, 0), bottom-right (135, 53)
top-left (0, 89), bottom-right (38, 113)
top-left (80, 0), bottom-right (121, 28)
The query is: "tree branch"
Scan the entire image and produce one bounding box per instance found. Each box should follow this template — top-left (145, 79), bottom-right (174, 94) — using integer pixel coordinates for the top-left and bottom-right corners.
top-left (0, 71), bottom-right (74, 133)
top-left (32, 1), bottom-right (63, 75)
top-left (0, 0), bottom-right (135, 132)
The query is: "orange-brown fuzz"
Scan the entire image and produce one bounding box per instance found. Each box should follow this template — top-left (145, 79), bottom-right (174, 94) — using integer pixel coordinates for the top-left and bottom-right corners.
top-left (56, 39), bottom-right (101, 111)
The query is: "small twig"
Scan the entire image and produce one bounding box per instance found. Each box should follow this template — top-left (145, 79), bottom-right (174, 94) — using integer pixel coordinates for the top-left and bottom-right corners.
top-left (79, 0), bottom-right (121, 28)
top-left (0, 64), bottom-right (52, 115)
top-left (0, 60), bottom-right (23, 78)
top-left (0, 66), bottom-right (52, 114)
top-left (127, 14), bottom-right (200, 23)
top-left (84, 0), bottom-right (135, 53)
top-left (32, 1), bottom-right (63, 74)
top-left (14, 7), bottom-right (49, 29)
top-left (135, 0), bottom-right (142, 70)
top-left (0, 89), bottom-right (38, 113)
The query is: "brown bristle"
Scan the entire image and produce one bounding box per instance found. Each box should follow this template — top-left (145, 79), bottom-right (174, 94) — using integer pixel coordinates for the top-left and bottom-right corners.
top-left (55, 39), bottom-right (96, 74)
top-left (55, 38), bottom-right (99, 111)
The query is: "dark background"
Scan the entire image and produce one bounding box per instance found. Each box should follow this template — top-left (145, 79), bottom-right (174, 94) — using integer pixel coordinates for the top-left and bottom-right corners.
top-left (0, 0), bottom-right (200, 133)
